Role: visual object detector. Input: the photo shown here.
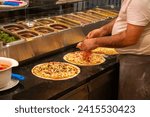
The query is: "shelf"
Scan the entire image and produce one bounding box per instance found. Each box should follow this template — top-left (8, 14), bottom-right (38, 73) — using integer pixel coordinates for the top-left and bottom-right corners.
top-left (56, 0), bottom-right (84, 4)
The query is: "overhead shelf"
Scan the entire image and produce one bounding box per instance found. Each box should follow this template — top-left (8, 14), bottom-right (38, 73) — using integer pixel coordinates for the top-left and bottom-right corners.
top-left (56, 0), bottom-right (83, 4)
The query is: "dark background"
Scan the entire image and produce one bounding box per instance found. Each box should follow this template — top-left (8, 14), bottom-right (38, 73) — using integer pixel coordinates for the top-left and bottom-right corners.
top-left (0, 0), bottom-right (121, 24)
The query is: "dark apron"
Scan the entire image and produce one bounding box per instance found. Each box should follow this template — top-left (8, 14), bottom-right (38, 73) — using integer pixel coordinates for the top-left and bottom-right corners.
top-left (118, 54), bottom-right (150, 100)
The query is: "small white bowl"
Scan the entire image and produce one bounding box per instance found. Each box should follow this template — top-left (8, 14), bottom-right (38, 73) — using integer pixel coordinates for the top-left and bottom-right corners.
top-left (0, 57), bottom-right (18, 88)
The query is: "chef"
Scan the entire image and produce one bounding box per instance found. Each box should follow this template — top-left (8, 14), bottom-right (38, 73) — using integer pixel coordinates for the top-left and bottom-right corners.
top-left (77, 0), bottom-right (150, 99)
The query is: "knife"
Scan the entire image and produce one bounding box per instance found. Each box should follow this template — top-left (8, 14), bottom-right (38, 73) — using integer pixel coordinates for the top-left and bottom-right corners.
top-left (11, 73), bottom-right (25, 81)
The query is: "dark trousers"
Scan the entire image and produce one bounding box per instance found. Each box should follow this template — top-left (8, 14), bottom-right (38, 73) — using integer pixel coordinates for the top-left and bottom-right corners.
top-left (118, 54), bottom-right (150, 100)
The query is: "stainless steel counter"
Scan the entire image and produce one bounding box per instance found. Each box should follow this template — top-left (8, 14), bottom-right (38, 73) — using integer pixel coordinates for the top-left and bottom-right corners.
top-left (0, 27), bottom-right (84, 62)
top-left (0, 7), bottom-right (116, 62)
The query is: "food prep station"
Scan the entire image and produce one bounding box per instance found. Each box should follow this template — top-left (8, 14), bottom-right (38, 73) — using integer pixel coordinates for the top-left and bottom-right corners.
top-left (0, 0), bottom-right (120, 100)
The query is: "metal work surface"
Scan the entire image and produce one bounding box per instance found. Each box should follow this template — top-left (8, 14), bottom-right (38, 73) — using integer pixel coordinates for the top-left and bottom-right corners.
top-left (0, 19), bottom-right (113, 62)
top-left (0, 6), bottom-right (119, 99)
top-left (0, 27), bottom-right (84, 62)
top-left (0, 46), bottom-right (118, 100)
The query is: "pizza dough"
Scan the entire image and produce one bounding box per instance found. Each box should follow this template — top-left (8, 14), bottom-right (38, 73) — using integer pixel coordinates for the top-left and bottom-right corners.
top-left (63, 51), bottom-right (105, 66)
top-left (32, 62), bottom-right (80, 80)
top-left (92, 47), bottom-right (118, 55)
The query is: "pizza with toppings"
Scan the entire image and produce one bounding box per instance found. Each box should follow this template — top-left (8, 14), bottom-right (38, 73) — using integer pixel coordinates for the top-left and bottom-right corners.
top-left (63, 51), bottom-right (105, 66)
top-left (92, 47), bottom-right (118, 55)
top-left (32, 62), bottom-right (80, 80)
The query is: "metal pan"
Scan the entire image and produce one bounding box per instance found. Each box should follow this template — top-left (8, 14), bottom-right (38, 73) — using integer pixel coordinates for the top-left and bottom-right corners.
top-left (78, 12), bottom-right (104, 21)
top-left (73, 12), bottom-right (98, 22)
top-left (85, 10), bottom-right (109, 19)
top-left (0, 28), bottom-right (25, 46)
top-left (16, 30), bottom-right (41, 41)
top-left (17, 21), bottom-right (43, 29)
top-left (62, 14), bottom-right (91, 25)
top-left (88, 10), bottom-right (114, 18)
top-left (93, 8), bottom-right (118, 17)
top-left (2, 24), bottom-right (25, 32)
top-left (69, 14), bottom-right (93, 24)
top-left (49, 23), bottom-right (70, 31)
top-left (50, 16), bottom-right (81, 27)
top-left (31, 26), bottom-right (56, 35)
top-left (34, 18), bottom-right (56, 25)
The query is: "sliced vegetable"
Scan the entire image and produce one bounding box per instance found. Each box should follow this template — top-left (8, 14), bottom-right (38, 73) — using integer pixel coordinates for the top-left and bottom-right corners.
top-left (0, 30), bottom-right (18, 44)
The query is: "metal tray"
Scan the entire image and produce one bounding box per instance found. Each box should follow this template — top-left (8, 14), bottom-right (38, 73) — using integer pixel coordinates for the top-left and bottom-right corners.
top-left (17, 21), bottom-right (43, 29)
top-left (2, 24), bottom-right (25, 32)
top-left (88, 9), bottom-right (115, 18)
top-left (72, 12), bottom-right (98, 22)
top-left (77, 12), bottom-right (104, 21)
top-left (50, 16), bottom-right (81, 27)
top-left (0, 28), bottom-right (25, 46)
top-left (34, 18), bottom-right (56, 25)
top-left (85, 10), bottom-right (109, 19)
top-left (62, 14), bottom-right (91, 25)
top-left (32, 26), bottom-right (56, 35)
top-left (49, 23), bottom-right (70, 31)
top-left (17, 30), bottom-right (41, 41)
top-left (93, 8), bottom-right (118, 17)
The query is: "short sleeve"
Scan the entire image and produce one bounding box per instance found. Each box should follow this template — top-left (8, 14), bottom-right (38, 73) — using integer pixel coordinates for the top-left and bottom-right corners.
top-left (127, 0), bottom-right (150, 26)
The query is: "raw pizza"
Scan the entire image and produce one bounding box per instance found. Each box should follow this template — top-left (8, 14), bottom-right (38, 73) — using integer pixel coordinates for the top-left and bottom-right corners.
top-left (63, 51), bottom-right (105, 66)
top-left (92, 47), bottom-right (118, 55)
top-left (32, 62), bottom-right (80, 80)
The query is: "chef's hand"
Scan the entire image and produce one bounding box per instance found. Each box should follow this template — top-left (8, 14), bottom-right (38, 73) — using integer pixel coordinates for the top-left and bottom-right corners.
top-left (77, 39), bottom-right (98, 51)
top-left (86, 28), bottom-right (106, 39)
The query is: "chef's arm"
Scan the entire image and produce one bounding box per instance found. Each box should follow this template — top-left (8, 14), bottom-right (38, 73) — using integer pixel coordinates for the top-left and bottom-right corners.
top-left (86, 18), bottom-right (117, 38)
top-left (95, 23), bottom-right (145, 48)
top-left (77, 23), bottom-right (145, 51)
top-left (100, 18), bottom-right (117, 36)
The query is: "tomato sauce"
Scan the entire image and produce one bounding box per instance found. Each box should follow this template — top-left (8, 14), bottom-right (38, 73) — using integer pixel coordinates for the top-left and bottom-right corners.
top-left (0, 63), bottom-right (10, 70)
top-left (82, 51), bottom-right (92, 62)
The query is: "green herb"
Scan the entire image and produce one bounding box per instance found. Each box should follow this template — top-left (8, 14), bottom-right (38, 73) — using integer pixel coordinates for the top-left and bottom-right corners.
top-left (0, 30), bottom-right (18, 44)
